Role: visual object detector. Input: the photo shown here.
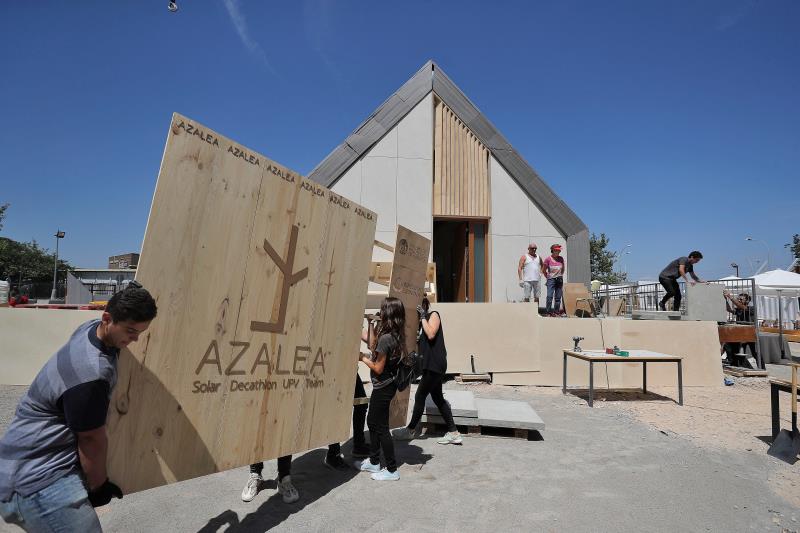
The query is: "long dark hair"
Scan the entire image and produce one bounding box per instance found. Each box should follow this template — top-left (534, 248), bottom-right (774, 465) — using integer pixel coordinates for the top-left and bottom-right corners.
top-left (376, 297), bottom-right (406, 360)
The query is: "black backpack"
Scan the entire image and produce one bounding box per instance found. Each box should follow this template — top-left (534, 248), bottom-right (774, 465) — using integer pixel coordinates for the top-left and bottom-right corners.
top-left (394, 351), bottom-right (421, 392)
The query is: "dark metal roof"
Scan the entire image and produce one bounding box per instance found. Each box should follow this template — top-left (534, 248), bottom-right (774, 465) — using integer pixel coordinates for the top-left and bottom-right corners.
top-left (308, 61), bottom-right (590, 283)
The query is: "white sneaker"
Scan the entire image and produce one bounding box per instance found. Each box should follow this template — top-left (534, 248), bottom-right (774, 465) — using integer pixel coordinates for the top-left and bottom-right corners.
top-left (437, 431), bottom-right (463, 445)
top-left (370, 468), bottom-right (400, 481)
top-left (355, 459), bottom-right (381, 473)
top-left (277, 475), bottom-right (299, 504)
top-left (241, 472), bottom-right (262, 502)
top-left (392, 426), bottom-right (420, 441)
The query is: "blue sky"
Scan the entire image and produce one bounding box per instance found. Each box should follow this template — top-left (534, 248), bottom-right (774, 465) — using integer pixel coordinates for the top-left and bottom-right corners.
top-left (0, 0), bottom-right (797, 281)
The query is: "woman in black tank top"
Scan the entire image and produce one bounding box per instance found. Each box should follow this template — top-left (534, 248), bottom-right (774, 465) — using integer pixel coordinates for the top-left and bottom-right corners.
top-left (393, 298), bottom-right (462, 445)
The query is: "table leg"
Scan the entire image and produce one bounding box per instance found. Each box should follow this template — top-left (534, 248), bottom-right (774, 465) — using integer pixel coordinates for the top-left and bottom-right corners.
top-left (589, 361), bottom-right (594, 407)
top-left (677, 360), bottom-right (684, 406)
top-left (642, 361), bottom-right (647, 394)
top-left (771, 383), bottom-right (780, 440)
top-left (563, 352), bottom-right (567, 395)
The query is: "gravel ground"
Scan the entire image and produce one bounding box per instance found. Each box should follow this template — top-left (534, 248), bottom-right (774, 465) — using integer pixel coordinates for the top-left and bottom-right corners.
top-left (1, 378), bottom-right (798, 532)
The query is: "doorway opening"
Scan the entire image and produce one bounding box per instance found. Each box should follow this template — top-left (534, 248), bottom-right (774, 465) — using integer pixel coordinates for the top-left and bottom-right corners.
top-left (433, 219), bottom-right (488, 303)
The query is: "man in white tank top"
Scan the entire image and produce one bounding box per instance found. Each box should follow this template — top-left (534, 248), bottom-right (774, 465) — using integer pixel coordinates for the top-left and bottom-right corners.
top-left (517, 243), bottom-right (542, 304)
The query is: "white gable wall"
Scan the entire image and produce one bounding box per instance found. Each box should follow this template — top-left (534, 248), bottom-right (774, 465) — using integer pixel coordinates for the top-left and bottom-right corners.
top-left (332, 93), bottom-right (434, 291)
top-left (490, 156), bottom-right (566, 302)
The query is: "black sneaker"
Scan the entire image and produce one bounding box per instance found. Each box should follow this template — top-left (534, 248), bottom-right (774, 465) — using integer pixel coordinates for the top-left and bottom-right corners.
top-left (351, 444), bottom-right (370, 458)
top-left (323, 453), bottom-right (349, 471)
top-left (658, 302), bottom-right (666, 311)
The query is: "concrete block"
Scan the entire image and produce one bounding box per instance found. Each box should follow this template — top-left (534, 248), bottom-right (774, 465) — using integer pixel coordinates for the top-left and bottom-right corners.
top-left (364, 126), bottom-right (397, 159)
top-left (632, 310), bottom-right (682, 320)
top-left (473, 398), bottom-right (545, 431)
top-left (397, 93), bottom-right (433, 160)
top-left (423, 397), bottom-right (545, 432)
top-left (686, 284), bottom-right (727, 322)
top-left (424, 390), bottom-right (477, 418)
top-left (396, 158), bottom-right (432, 234)
top-left (362, 157), bottom-right (397, 232)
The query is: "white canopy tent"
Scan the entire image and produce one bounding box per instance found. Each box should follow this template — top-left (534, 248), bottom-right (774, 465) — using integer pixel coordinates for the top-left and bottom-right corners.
top-left (753, 270), bottom-right (800, 325)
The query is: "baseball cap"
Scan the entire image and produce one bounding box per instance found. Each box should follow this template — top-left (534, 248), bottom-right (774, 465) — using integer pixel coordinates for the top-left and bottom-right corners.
top-left (551, 244), bottom-right (562, 251)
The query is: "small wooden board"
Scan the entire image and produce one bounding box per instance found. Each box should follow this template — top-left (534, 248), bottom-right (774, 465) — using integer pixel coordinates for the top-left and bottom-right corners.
top-left (386, 226), bottom-right (431, 428)
top-left (455, 373), bottom-right (492, 383)
top-left (723, 366), bottom-right (768, 378)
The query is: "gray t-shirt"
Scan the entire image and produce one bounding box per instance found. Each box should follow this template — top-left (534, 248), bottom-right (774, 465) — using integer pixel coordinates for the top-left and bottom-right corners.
top-left (370, 333), bottom-right (399, 390)
top-left (0, 320), bottom-right (118, 501)
top-left (660, 257), bottom-right (693, 280)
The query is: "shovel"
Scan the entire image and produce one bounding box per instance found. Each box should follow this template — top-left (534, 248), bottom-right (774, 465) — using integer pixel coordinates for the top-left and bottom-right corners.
top-left (768, 364), bottom-right (800, 464)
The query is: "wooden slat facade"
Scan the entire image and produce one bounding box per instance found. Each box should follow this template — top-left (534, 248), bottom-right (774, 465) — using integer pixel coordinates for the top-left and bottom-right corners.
top-left (433, 99), bottom-right (491, 218)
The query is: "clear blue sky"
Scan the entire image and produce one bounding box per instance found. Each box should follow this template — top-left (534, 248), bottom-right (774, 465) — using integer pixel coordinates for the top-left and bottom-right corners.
top-left (1, 0), bottom-right (797, 281)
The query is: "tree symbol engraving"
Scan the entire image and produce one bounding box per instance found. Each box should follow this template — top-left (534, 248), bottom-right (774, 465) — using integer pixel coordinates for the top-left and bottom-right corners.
top-left (250, 225), bottom-right (309, 333)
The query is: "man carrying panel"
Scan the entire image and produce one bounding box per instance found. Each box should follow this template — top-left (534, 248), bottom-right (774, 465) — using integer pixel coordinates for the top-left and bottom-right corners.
top-left (658, 251), bottom-right (704, 311)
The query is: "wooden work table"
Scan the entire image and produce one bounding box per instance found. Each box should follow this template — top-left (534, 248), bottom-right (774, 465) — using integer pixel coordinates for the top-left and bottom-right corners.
top-left (562, 349), bottom-right (684, 407)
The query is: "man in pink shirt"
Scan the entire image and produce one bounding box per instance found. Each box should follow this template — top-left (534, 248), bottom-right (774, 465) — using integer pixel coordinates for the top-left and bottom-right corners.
top-left (542, 244), bottom-right (566, 316)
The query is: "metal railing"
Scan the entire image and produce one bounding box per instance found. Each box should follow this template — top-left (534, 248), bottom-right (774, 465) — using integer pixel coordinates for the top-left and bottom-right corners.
top-left (592, 277), bottom-right (760, 325)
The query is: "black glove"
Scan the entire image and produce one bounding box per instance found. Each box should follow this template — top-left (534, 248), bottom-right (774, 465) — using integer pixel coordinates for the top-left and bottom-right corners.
top-left (88, 479), bottom-right (123, 508)
top-left (416, 305), bottom-right (425, 320)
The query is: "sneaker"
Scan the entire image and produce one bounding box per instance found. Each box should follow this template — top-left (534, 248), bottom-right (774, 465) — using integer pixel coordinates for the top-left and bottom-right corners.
top-left (241, 472), bottom-right (262, 502)
top-left (437, 431), bottom-right (463, 445)
top-left (277, 475), bottom-right (299, 504)
top-left (323, 453), bottom-right (349, 471)
top-left (370, 468), bottom-right (400, 481)
top-left (355, 459), bottom-right (381, 473)
top-left (392, 426), bottom-right (420, 441)
top-left (351, 444), bottom-right (370, 458)
top-left (658, 302), bottom-right (666, 311)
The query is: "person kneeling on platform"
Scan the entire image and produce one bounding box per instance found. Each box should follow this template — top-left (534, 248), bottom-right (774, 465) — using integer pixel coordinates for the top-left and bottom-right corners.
top-left (393, 298), bottom-right (462, 445)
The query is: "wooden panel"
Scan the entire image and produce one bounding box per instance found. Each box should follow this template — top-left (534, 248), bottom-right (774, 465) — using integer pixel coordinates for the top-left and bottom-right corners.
top-left (387, 226), bottom-right (431, 428)
top-left (432, 103), bottom-right (491, 218)
top-left (718, 325), bottom-right (757, 343)
top-left (106, 114), bottom-right (377, 493)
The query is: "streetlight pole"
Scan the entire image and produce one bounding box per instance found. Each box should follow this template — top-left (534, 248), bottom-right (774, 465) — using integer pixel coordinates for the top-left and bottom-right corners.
top-left (616, 244), bottom-right (632, 278)
top-left (730, 262), bottom-right (739, 277)
top-left (50, 230), bottom-right (65, 301)
top-left (745, 237), bottom-right (770, 275)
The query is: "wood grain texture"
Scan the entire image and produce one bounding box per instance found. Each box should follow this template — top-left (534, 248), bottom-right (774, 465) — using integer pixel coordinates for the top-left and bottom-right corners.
top-left (387, 226), bottom-right (431, 428)
top-left (432, 103), bottom-right (490, 218)
top-left (106, 113), bottom-right (376, 493)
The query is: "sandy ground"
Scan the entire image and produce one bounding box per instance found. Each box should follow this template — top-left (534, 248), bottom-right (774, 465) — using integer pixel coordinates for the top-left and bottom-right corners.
top-left (1, 373), bottom-right (799, 532)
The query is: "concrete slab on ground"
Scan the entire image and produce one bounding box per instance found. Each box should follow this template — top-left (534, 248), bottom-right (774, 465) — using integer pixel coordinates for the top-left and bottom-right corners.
top-left (424, 389), bottom-right (477, 418)
top-left (632, 310), bottom-right (682, 320)
top-left (423, 397), bottom-right (545, 432)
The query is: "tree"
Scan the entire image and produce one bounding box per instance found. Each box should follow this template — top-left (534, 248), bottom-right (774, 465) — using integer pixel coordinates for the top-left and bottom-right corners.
top-left (0, 203), bottom-right (8, 232)
top-left (590, 232), bottom-right (627, 284)
top-left (0, 237), bottom-right (73, 285)
top-left (786, 234), bottom-right (800, 261)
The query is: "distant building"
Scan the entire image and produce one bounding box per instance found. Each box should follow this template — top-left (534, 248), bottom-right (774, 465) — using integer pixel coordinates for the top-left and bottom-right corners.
top-left (66, 268), bottom-right (137, 305)
top-left (108, 253), bottom-right (139, 269)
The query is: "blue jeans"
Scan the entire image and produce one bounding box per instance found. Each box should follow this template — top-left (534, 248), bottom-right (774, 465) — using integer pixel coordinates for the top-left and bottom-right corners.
top-left (546, 277), bottom-right (564, 313)
top-left (0, 473), bottom-right (101, 533)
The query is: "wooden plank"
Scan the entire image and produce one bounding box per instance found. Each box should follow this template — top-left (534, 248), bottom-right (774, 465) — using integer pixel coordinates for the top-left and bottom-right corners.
top-left (387, 226), bottom-right (431, 428)
top-left (718, 325), bottom-right (757, 343)
top-left (106, 113), bottom-right (376, 493)
top-left (373, 240), bottom-right (394, 253)
top-left (433, 100), bottom-right (443, 215)
top-left (723, 366), bottom-right (768, 378)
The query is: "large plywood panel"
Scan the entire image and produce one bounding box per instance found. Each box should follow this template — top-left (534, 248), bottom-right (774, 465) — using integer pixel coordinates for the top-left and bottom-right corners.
top-left (0, 309), bottom-right (102, 385)
top-left (387, 226), bottom-right (431, 428)
top-left (435, 303), bottom-right (541, 374)
top-left (106, 114), bottom-right (376, 494)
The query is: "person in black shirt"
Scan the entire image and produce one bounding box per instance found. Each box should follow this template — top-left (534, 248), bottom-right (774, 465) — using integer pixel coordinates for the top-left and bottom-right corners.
top-left (355, 297), bottom-right (405, 481)
top-left (722, 292), bottom-right (760, 368)
top-left (658, 251), bottom-right (704, 311)
top-left (393, 298), bottom-right (462, 445)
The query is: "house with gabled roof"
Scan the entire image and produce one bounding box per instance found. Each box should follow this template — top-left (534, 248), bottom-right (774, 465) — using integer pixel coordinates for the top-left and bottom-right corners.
top-left (309, 61), bottom-right (589, 303)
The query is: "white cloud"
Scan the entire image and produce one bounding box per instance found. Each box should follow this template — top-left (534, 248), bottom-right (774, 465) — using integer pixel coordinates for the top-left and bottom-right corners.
top-left (223, 0), bottom-right (276, 73)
